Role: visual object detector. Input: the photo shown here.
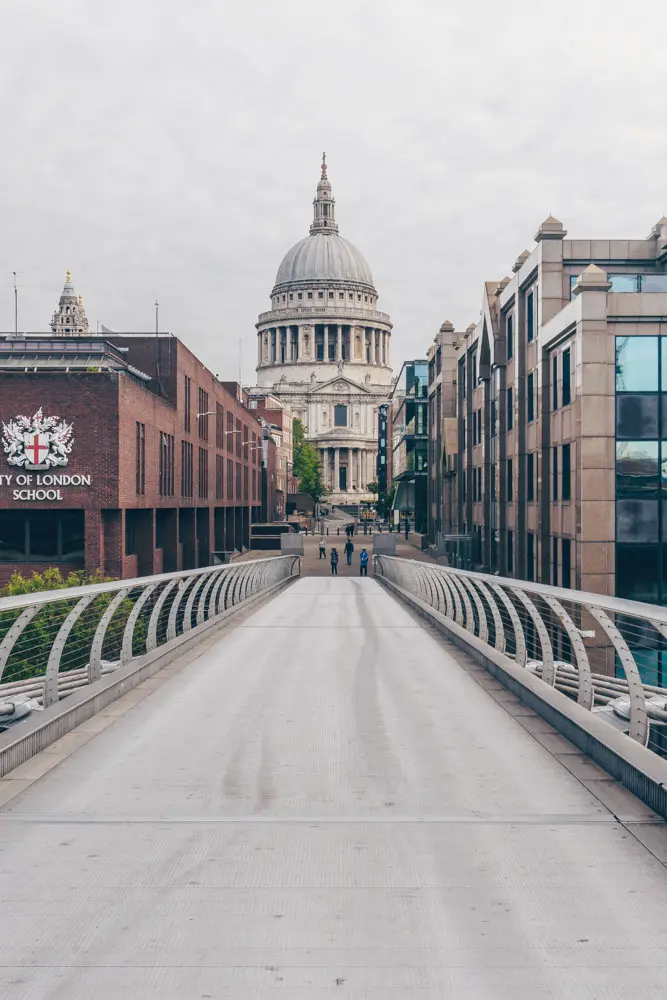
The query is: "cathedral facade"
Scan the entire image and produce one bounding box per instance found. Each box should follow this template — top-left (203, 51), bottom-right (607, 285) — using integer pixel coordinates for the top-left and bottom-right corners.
top-left (254, 157), bottom-right (393, 504)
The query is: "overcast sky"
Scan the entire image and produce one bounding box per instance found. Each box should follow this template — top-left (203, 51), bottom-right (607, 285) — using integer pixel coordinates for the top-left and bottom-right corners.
top-left (1, 0), bottom-right (666, 380)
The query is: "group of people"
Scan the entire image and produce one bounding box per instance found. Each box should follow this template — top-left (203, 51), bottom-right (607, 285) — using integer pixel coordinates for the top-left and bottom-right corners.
top-left (319, 534), bottom-right (369, 576)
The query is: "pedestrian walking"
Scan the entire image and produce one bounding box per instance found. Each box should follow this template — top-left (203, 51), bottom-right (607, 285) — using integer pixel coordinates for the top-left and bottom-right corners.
top-left (359, 547), bottom-right (369, 576)
top-left (344, 538), bottom-right (354, 566)
top-left (330, 547), bottom-right (339, 576)
top-left (319, 536), bottom-right (326, 560)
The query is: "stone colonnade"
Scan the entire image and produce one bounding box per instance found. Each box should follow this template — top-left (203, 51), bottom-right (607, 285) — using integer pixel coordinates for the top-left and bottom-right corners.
top-left (318, 446), bottom-right (377, 493)
top-left (258, 324), bottom-right (390, 366)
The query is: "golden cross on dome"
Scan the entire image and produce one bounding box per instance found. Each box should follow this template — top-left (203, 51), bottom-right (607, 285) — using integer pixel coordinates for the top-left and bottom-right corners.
top-left (66, 269), bottom-right (71, 283)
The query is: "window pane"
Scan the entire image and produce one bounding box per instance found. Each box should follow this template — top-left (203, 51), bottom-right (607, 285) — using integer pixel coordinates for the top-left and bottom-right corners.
top-left (610, 274), bottom-right (639, 292)
top-left (334, 404), bottom-right (347, 427)
top-left (616, 394), bottom-right (658, 439)
top-left (641, 275), bottom-right (667, 293)
top-left (0, 511), bottom-right (26, 561)
top-left (616, 544), bottom-right (659, 602)
top-left (616, 441), bottom-right (659, 495)
top-left (61, 511), bottom-right (85, 561)
top-left (28, 512), bottom-right (59, 560)
top-left (615, 336), bottom-right (658, 391)
top-left (616, 499), bottom-right (659, 543)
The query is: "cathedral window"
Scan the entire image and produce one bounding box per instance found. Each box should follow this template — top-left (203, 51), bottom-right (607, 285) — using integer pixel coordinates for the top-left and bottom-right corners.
top-left (308, 292), bottom-right (313, 299)
top-left (339, 292), bottom-right (344, 299)
top-left (364, 295), bottom-right (368, 302)
top-left (289, 293), bottom-right (293, 300)
top-left (357, 294), bottom-right (361, 300)
top-left (329, 292), bottom-right (334, 298)
top-left (334, 404), bottom-right (348, 427)
top-left (318, 292), bottom-right (324, 299)
top-left (349, 293), bottom-right (353, 300)
top-left (298, 292), bottom-right (302, 299)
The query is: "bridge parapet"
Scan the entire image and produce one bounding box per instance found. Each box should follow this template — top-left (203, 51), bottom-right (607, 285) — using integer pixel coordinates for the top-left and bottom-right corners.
top-left (0, 555), bottom-right (300, 749)
top-left (375, 556), bottom-right (667, 755)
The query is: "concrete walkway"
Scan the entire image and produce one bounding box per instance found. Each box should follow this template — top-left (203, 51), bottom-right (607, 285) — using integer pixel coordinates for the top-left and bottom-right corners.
top-left (1, 577), bottom-right (667, 997)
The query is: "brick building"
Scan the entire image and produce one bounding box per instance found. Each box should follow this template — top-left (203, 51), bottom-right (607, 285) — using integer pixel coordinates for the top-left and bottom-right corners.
top-left (0, 332), bottom-right (271, 584)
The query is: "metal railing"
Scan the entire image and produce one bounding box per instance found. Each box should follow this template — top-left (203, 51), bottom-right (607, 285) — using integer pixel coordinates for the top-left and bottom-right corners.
top-left (0, 556), bottom-right (299, 724)
top-left (375, 556), bottom-right (667, 754)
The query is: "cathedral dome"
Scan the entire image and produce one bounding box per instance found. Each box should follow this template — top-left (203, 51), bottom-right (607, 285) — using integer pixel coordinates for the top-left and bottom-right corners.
top-left (274, 233), bottom-right (374, 290)
top-left (271, 154), bottom-right (376, 294)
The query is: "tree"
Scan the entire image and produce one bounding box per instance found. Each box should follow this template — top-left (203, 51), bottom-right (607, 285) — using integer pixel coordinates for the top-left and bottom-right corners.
top-left (376, 481), bottom-right (397, 520)
top-left (292, 418), bottom-right (327, 503)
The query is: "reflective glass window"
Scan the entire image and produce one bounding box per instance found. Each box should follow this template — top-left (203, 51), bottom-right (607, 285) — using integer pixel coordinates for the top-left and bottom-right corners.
top-left (28, 512), bottom-right (58, 560)
top-left (610, 274), bottom-right (639, 292)
top-left (616, 544), bottom-right (659, 603)
top-left (641, 275), bottom-right (667, 293)
top-left (616, 499), bottom-right (659, 543)
top-left (0, 511), bottom-right (26, 561)
top-left (61, 511), bottom-right (85, 561)
top-left (616, 441), bottom-right (659, 496)
top-left (616, 394), bottom-right (659, 439)
top-left (615, 336), bottom-right (659, 391)
top-left (334, 404), bottom-right (348, 427)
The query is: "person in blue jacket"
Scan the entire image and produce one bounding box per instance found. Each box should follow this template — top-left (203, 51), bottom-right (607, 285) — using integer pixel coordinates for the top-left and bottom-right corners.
top-left (359, 547), bottom-right (369, 577)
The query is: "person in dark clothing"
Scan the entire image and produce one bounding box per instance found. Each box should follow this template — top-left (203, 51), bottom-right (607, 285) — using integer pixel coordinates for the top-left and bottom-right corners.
top-left (330, 547), bottom-right (339, 575)
top-left (359, 547), bottom-right (369, 576)
top-left (344, 538), bottom-right (354, 566)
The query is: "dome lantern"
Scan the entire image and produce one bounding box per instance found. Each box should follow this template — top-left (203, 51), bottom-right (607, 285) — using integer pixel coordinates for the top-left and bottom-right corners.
top-left (310, 152), bottom-right (339, 235)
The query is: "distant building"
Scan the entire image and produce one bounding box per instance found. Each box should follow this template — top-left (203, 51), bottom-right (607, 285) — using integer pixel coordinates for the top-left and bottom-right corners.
top-left (453, 213), bottom-right (667, 601)
top-left (251, 157), bottom-right (393, 505)
top-left (0, 283), bottom-right (272, 583)
top-left (50, 270), bottom-right (89, 335)
top-left (246, 391), bottom-right (296, 519)
top-left (426, 321), bottom-right (459, 544)
top-left (390, 361), bottom-right (429, 536)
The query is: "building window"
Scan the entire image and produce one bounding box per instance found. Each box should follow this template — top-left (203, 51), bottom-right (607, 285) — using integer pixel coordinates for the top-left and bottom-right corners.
top-left (159, 432), bottom-right (175, 497)
top-left (562, 348), bottom-right (571, 405)
top-left (527, 372), bottom-right (535, 422)
top-left (616, 336), bottom-right (658, 392)
top-left (308, 292), bottom-right (313, 299)
top-left (198, 446), bottom-right (208, 498)
top-left (527, 453), bottom-right (535, 502)
top-left (526, 290), bottom-right (535, 342)
top-left (552, 354), bottom-right (558, 410)
top-left (318, 292), bottom-right (324, 299)
top-left (334, 404), bottom-right (348, 427)
top-left (135, 421), bottom-right (145, 495)
top-left (0, 510), bottom-right (84, 563)
top-left (198, 388), bottom-right (209, 441)
top-left (227, 458), bottom-right (234, 499)
top-left (527, 531), bottom-right (535, 581)
top-left (552, 536), bottom-right (559, 586)
top-left (472, 353), bottom-right (477, 387)
top-left (243, 466), bottom-right (249, 500)
top-left (243, 424), bottom-right (249, 461)
top-left (552, 446), bottom-right (558, 501)
top-left (184, 375), bottom-right (192, 432)
top-left (236, 462), bottom-right (242, 498)
top-left (507, 458), bottom-right (513, 502)
top-left (562, 443), bottom-right (571, 500)
top-left (216, 454), bottom-right (224, 499)
top-left (507, 530), bottom-right (514, 574)
top-left (477, 467), bottom-right (482, 501)
top-left (507, 387), bottom-right (513, 431)
top-left (181, 440), bottom-right (193, 498)
top-left (562, 538), bottom-right (571, 589)
top-left (227, 411), bottom-right (234, 451)
top-left (616, 441), bottom-right (660, 496)
top-left (329, 291), bottom-right (334, 299)
top-left (507, 312), bottom-right (513, 360)
top-left (216, 404), bottom-right (224, 449)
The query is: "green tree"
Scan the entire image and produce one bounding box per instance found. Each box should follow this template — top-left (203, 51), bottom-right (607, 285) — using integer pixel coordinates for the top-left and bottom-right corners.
top-left (292, 418), bottom-right (327, 503)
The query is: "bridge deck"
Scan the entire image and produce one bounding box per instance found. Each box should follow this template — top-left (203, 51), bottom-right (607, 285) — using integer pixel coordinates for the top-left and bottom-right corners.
top-left (1, 577), bottom-right (667, 997)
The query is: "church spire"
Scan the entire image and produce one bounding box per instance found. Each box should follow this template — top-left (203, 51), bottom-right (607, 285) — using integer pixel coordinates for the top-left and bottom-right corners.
top-left (310, 152), bottom-right (339, 235)
top-left (50, 269), bottom-right (89, 336)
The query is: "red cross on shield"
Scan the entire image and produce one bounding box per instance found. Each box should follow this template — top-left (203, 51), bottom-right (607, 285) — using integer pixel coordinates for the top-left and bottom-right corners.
top-left (24, 432), bottom-right (49, 467)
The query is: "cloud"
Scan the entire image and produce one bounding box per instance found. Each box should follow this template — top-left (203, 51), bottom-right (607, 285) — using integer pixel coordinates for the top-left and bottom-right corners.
top-left (1, 0), bottom-right (666, 374)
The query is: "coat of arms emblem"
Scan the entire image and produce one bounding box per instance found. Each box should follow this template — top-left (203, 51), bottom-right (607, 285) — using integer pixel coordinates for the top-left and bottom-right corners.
top-left (2, 408), bottom-right (74, 470)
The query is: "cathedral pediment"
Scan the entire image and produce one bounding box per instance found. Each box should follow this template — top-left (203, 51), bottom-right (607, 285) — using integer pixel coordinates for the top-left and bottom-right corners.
top-left (310, 374), bottom-right (373, 396)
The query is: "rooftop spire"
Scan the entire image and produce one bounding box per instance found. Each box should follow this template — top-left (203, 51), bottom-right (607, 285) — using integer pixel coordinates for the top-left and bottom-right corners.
top-left (50, 269), bottom-right (89, 336)
top-left (310, 153), bottom-right (338, 235)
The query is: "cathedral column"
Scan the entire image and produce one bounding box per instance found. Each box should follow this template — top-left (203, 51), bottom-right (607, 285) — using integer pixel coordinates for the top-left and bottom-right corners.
top-left (334, 448), bottom-right (340, 492)
top-left (369, 329), bottom-right (376, 365)
top-left (298, 325), bottom-right (303, 362)
top-left (257, 333), bottom-right (262, 367)
top-left (357, 449), bottom-right (362, 490)
top-left (336, 325), bottom-right (342, 362)
top-left (323, 326), bottom-right (329, 362)
top-left (380, 331), bottom-right (386, 365)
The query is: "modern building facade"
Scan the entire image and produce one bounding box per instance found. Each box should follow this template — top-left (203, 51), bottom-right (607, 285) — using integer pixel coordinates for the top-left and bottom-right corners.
top-left (453, 213), bottom-right (667, 601)
top-left (246, 392), bottom-right (296, 519)
top-left (0, 286), bottom-right (270, 583)
top-left (426, 320), bottom-right (459, 543)
top-left (390, 361), bottom-right (429, 535)
top-left (253, 157), bottom-right (393, 504)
